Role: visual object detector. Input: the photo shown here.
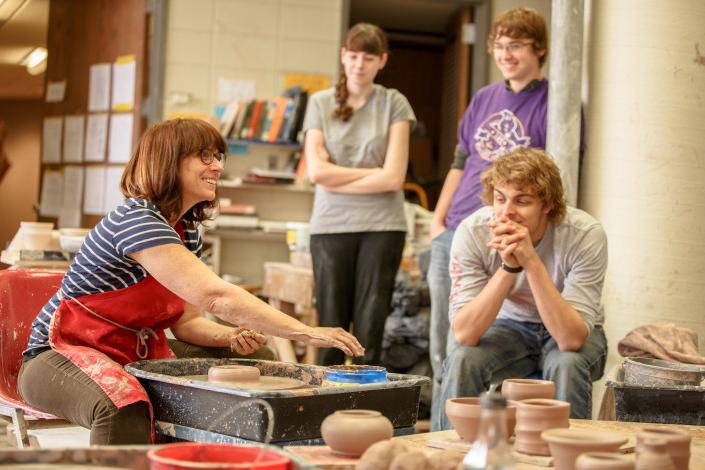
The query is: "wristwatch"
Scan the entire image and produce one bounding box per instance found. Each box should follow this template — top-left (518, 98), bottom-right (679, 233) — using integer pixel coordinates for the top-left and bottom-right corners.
top-left (501, 262), bottom-right (523, 273)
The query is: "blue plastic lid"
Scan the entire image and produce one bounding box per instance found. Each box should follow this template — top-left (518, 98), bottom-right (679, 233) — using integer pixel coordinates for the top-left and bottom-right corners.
top-left (324, 365), bottom-right (388, 384)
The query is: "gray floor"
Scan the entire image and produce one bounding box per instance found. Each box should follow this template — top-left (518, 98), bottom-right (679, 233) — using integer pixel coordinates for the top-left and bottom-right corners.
top-left (1, 419), bottom-right (89, 448)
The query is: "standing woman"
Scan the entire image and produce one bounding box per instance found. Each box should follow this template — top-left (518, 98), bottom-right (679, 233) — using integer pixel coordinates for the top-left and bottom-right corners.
top-left (304, 23), bottom-right (416, 365)
top-left (18, 118), bottom-right (363, 445)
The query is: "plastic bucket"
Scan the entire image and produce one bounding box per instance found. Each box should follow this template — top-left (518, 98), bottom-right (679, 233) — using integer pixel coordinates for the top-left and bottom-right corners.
top-left (147, 443), bottom-right (291, 470)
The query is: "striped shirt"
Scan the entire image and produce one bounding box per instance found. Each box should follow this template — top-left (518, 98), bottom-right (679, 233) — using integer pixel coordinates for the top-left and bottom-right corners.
top-left (23, 198), bottom-right (202, 360)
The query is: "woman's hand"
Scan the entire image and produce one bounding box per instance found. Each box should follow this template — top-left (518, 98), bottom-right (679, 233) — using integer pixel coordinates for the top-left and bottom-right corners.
top-left (228, 327), bottom-right (267, 355)
top-left (294, 326), bottom-right (365, 357)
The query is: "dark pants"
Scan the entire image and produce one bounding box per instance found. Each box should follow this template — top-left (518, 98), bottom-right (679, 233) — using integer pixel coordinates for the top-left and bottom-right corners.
top-left (310, 231), bottom-right (406, 366)
top-left (17, 341), bottom-right (276, 445)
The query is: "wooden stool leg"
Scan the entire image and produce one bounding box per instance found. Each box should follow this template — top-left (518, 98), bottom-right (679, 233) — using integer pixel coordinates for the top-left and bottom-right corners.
top-left (11, 409), bottom-right (31, 448)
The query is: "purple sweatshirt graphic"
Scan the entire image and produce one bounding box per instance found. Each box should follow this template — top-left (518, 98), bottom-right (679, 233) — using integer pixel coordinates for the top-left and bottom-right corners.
top-left (445, 80), bottom-right (549, 230)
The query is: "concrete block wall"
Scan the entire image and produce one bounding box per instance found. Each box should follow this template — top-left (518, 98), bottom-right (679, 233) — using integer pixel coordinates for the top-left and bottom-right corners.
top-left (163, 0), bottom-right (344, 118)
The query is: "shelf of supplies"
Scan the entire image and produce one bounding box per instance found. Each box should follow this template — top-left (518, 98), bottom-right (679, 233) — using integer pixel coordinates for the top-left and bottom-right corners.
top-left (218, 180), bottom-right (314, 193)
top-left (205, 228), bottom-right (287, 242)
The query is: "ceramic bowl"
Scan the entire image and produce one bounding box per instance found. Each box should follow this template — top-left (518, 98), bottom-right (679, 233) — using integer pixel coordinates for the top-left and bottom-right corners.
top-left (445, 397), bottom-right (518, 442)
top-left (321, 409), bottom-right (393, 456)
top-left (501, 378), bottom-right (555, 401)
top-left (541, 428), bottom-right (628, 470)
top-left (207, 365), bottom-right (260, 383)
top-left (515, 398), bottom-right (571, 456)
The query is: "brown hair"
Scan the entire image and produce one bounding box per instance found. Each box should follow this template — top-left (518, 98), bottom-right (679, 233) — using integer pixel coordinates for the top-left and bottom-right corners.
top-left (334, 22), bottom-right (388, 122)
top-left (480, 148), bottom-right (566, 224)
top-left (487, 7), bottom-right (549, 67)
top-left (120, 118), bottom-right (225, 226)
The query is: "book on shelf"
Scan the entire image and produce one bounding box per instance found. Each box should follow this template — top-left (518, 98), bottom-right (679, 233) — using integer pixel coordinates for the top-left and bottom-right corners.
top-left (219, 87), bottom-right (309, 145)
top-left (219, 203), bottom-right (257, 215)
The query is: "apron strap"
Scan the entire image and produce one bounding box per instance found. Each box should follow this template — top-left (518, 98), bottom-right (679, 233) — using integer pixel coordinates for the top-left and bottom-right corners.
top-left (64, 293), bottom-right (159, 359)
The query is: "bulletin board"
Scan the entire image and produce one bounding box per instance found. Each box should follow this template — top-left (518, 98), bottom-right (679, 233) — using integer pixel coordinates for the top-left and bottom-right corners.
top-left (40, 0), bottom-right (147, 229)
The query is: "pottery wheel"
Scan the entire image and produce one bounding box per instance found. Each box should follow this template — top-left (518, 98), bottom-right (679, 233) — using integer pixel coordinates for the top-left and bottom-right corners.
top-left (184, 374), bottom-right (306, 391)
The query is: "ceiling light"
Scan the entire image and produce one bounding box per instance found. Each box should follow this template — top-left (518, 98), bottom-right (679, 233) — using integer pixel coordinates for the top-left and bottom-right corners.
top-left (21, 46), bottom-right (47, 75)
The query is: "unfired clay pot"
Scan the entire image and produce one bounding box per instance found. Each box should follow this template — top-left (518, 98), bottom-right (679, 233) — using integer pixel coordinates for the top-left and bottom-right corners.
top-left (575, 452), bottom-right (635, 470)
top-left (501, 378), bottom-right (555, 401)
top-left (635, 438), bottom-right (676, 470)
top-left (541, 428), bottom-right (628, 470)
top-left (320, 409), bottom-right (393, 456)
top-left (636, 427), bottom-right (690, 470)
top-left (207, 365), bottom-right (260, 383)
top-left (444, 397), bottom-right (518, 442)
top-left (514, 398), bottom-right (570, 456)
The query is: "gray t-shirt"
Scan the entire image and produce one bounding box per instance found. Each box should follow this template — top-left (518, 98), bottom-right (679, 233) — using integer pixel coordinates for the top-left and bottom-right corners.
top-left (303, 85), bottom-right (416, 234)
top-left (449, 206), bottom-right (608, 332)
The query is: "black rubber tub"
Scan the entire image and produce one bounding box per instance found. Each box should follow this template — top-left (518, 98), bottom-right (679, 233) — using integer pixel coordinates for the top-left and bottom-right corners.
top-left (125, 358), bottom-right (429, 444)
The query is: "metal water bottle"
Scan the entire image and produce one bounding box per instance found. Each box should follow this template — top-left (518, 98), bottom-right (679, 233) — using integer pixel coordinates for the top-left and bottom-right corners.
top-left (463, 391), bottom-right (515, 470)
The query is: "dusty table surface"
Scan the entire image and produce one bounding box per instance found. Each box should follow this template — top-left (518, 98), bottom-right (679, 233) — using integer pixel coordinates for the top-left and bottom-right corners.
top-left (395, 419), bottom-right (705, 470)
top-left (287, 419), bottom-right (705, 469)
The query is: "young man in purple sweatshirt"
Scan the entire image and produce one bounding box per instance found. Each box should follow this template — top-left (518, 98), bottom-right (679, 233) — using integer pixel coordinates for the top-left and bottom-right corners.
top-left (429, 7), bottom-right (556, 428)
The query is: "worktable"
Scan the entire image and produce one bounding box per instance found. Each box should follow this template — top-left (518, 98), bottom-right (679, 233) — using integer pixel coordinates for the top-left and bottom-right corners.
top-left (286, 419), bottom-right (705, 469)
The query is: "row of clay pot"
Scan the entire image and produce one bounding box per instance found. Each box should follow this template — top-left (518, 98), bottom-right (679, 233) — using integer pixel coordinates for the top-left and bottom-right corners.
top-left (445, 395), bottom-right (571, 456)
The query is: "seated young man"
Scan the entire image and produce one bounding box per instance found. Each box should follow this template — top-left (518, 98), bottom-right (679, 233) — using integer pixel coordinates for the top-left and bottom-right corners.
top-left (435, 148), bottom-right (607, 430)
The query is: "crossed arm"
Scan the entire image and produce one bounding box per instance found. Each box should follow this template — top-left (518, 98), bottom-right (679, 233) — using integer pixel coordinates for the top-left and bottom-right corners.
top-left (305, 120), bottom-right (410, 194)
top-left (452, 219), bottom-right (604, 352)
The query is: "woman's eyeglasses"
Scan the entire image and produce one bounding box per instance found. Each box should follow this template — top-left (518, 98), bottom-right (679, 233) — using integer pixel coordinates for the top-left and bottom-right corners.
top-left (198, 149), bottom-right (227, 165)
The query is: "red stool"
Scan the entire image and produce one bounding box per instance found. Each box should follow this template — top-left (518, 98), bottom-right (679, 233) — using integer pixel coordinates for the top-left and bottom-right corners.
top-left (0, 269), bottom-right (63, 447)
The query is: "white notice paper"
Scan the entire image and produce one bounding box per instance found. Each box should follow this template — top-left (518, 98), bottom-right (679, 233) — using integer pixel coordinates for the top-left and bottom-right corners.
top-left (42, 116), bottom-right (63, 163)
top-left (103, 166), bottom-right (125, 213)
top-left (39, 170), bottom-right (63, 217)
top-left (108, 113), bottom-right (134, 163)
top-left (88, 63), bottom-right (111, 112)
top-left (45, 80), bottom-right (66, 103)
top-left (217, 78), bottom-right (255, 103)
top-left (63, 115), bottom-right (85, 163)
top-left (83, 166), bottom-right (106, 215)
top-left (111, 55), bottom-right (136, 111)
top-left (85, 113), bottom-right (108, 162)
top-left (58, 166), bottom-right (85, 228)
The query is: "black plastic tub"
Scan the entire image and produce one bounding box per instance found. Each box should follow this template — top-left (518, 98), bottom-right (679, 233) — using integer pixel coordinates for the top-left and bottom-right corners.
top-left (126, 358), bottom-right (429, 444)
top-left (605, 366), bottom-right (705, 425)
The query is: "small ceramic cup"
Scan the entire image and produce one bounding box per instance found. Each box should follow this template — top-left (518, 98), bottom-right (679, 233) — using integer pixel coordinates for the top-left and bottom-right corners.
top-left (514, 398), bottom-right (570, 456)
top-left (636, 428), bottom-right (690, 470)
top-left (445, 397), bottom-right (518, 442)
top-left (501, 378), bottom-right (555, 401)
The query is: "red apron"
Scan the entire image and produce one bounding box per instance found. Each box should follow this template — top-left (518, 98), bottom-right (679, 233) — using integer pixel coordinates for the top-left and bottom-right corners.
top-left (47, 225), bottom-right (186, 431)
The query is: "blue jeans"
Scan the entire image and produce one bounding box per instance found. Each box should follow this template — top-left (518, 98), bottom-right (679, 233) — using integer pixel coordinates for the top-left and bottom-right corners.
top-left (427, 229), bottom-right (455, 426)
top-left (432, 318), bottom-right (607, 431)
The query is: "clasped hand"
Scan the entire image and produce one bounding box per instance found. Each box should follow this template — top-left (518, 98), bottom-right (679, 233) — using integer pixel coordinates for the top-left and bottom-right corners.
top-left (485, 217), bottom-right (537, 269)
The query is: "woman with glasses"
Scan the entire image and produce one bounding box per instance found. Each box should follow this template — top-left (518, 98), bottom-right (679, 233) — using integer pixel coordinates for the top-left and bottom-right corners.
top-left (18, 118), bottom-right (364, 444)
top-left (303, 23), bottom-right (416, 366)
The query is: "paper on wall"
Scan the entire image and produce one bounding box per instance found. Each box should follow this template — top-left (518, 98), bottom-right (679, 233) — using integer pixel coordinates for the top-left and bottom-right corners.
top-left (88, 63), bottom-right (111, 112)
top-left (108, 113), bottom-right (133, 163)
top-left (85, 113), bottom-right (108, 162)
top-left (83, 166), bottom-right (106, 215)
top-left (42, 116), bottom-right (63, 163)
top-left (103, 166), bottom-right (125, 213)
top-left (217, 78), bottom-right (255, 103)
top-left (63, 115), bottom-right (85, 163)
top-left (39, 169), bottom-right (63, 217)
top-left (58, 166), bottom-right (84, 228)
top-left (45, 80), bottom-right (66, 103)
top-left (111, 55), bottom-right (136, 111)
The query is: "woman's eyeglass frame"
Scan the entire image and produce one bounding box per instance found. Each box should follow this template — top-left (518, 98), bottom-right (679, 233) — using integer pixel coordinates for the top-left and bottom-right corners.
top-left (198, 149), bottom-right (227, 166)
